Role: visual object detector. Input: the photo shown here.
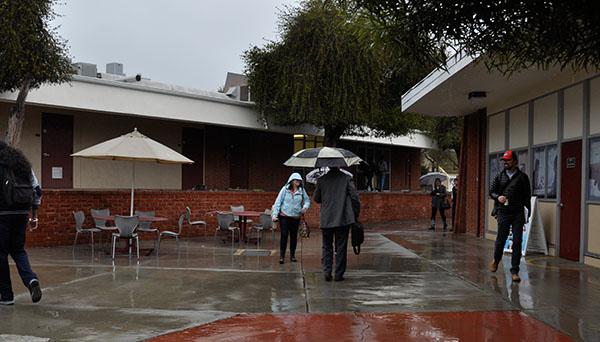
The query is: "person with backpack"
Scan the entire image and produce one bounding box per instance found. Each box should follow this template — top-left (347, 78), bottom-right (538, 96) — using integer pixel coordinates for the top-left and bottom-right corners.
top-left (488, 150), bottom-right (531, 282)
top-left (0, 141), bottom-right (42, 305)
top-left (271, 173), bottom-right (310, 264)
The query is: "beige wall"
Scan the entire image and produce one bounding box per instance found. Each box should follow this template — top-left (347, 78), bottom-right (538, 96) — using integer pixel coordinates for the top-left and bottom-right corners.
top-left (563, 84), bottom-right (583, 139)
top-left (0, 103), bottom-right (42, 178)
top-left (584, 256), bottom-right (600, 268)
top-left (539, 201), bottom-right (557, 247)
top-left (591, 77), bottom-right (600, 135)
top-left (509, 104), bottom-right (529, 148)
top-left (488, 113), bottom-right (505, 152)
top-left (533, 93), bottom-right (558, 145)
top-left (73, 112), bottom-right (184, 189)
top-left (587, 204), bottom-right (600, 254)
top-left (487, 69), bottom-right (593, 115)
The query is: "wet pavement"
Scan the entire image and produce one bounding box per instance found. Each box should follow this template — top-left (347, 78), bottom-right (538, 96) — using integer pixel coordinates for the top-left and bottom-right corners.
top-left (0, 220), bottom-right (598, 341)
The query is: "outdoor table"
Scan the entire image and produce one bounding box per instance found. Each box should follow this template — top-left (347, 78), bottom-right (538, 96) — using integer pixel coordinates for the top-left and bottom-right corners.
top-left (92, 215), bottom-right (168, 255)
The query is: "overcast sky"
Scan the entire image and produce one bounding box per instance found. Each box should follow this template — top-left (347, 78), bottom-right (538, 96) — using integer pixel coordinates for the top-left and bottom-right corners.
top-left (53, 0), bottom-right (299, 91)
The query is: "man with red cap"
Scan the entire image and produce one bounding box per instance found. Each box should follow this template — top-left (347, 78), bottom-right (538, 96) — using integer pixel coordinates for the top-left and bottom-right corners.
top-left (489, 150), bottom-right (531, 282)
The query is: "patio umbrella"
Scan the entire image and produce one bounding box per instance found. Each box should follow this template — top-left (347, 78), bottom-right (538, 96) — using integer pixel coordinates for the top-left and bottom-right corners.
top-left (284, 147), bottom-right (362, 168)
top-left (71, 128), bottom-right (194, 215)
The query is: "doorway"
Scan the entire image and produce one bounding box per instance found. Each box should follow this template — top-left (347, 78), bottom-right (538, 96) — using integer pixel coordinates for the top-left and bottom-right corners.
top-left (181, 128), bottom-right (204, 190)
top-left (42, 113), bottom-right (73, 188)
top-left (559, 140), bottom-right (582, 261)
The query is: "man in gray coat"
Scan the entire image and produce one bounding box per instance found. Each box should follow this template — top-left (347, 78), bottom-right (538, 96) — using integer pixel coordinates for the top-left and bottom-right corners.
top-left (314, 167), bottom-right (360, 282)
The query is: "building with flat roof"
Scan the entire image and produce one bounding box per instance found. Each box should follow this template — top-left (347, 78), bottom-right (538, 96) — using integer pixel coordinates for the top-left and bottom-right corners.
top-left (403, 52), bottom-right (600, 268)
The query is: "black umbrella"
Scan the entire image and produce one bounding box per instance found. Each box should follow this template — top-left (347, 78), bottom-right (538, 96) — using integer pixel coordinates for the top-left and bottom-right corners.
top-left (284, 147), bottom-right (362, 168)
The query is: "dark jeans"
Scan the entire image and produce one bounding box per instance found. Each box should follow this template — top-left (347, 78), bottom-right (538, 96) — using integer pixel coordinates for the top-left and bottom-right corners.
top-left (431, 207), bottom-right (447, 226)
top-left (494, 211), bottom-right (525, 274)
top-left (279, 216), bottom-right (300, 258)
top-left (0, 214), bottom-right (37, 301)
top-left (321, 226), bottom-right (350, 279)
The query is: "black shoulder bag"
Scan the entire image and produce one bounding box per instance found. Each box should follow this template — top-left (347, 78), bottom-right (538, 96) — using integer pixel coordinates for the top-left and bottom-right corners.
top-left (491, 172), bottom-right (521, 218)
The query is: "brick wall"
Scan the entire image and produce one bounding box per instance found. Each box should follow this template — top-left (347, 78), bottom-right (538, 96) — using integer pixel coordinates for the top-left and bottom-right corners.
top-left (390, 146), bottom-right (421, 191)
top-left (455, 110), bottom-right (487, 236)
top-left (27, 189), bottom-right (430, 247)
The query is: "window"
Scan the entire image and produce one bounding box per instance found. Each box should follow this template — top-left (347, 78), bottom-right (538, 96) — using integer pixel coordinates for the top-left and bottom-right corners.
top-left (355, 145), bottom-right (391, 191)
top-left (532, 144), bottom-right (557, 199)
top-left (488, 153), bottom-right (502, 187)
top-left (589, 137), bottom-right (600, 201)
top-left (293, 134), bottom-right (324, 152)
top-left (517, 150), bottom-right (528, 173)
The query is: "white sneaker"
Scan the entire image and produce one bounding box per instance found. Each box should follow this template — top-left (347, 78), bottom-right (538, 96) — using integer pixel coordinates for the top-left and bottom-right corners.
top-left (0, 299), bottom-right (15, 305)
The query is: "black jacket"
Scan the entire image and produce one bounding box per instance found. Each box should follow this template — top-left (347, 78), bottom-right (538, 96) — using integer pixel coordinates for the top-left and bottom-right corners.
top-left (489, 169), bottom-right (531, 217)
top-left (314, 169), bottom-right (360, 228)
top-left (430, 185), bottom-right (447, 209)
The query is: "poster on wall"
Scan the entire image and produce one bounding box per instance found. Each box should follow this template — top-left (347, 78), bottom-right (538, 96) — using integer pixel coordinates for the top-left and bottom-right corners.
top-left (533, 148), bottom-right (546, 197)
top-left (547, 145), bottom-right (557, 198)
top-left (517, 150), bottom-right (528, 173)
top-left (503, 196), bottom-right (548, 256)
top-left (589, 138), bottom-right (600, 201)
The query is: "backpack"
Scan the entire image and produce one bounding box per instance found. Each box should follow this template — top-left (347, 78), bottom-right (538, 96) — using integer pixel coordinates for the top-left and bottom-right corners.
top-left (0, 164), bottom-right (34, 208)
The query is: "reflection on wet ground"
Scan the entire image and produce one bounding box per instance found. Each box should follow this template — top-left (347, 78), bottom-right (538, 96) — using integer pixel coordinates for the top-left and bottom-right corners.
top-left (0, 220), bottom-right (598, 341)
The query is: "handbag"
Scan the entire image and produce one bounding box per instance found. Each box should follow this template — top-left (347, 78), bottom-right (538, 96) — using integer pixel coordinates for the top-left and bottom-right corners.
top-left (298, 189), bottom-right (310, 238)
top-left (351, 222), bottom-right (365, 255)
top-left (442, 197), bottom-right (452, 210)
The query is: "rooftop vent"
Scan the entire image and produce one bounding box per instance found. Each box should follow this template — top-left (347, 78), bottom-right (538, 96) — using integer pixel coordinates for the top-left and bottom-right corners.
top-left (106, 62), bottom-right (125, 76)
top-left (73, 63), bottom-right (97, 77)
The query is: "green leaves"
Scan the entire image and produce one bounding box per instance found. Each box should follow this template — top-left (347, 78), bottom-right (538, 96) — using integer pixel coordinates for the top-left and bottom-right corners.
top-left (244, 0), bottom-right (438, 145)
top-left (0, 0), bottom-right (73, 93)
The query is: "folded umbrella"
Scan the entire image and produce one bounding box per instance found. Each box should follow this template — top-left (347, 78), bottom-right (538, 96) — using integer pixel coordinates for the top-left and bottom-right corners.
top-left (284, 147), bottom-right (362, 168)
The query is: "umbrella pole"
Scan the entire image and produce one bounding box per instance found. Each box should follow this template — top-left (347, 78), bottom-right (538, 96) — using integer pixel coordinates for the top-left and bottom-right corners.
top-left (130, 161), bottom-right (135, 216)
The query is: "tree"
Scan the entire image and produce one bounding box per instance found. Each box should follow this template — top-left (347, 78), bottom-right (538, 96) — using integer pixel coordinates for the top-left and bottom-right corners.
top-left (355, 0), bottom-right (600, 73)
top-left (0, 0), bottom-right (73, 147)
top-left (243, 0), bottom-right (435, 146)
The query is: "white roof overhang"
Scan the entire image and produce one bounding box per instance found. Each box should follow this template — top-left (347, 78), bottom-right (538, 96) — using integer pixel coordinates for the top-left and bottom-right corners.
top-left (402, 53), bottom-right (598, 117)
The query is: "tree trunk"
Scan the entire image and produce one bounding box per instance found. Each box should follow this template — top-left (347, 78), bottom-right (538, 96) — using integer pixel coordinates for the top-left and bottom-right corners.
top-left (324, 125), bottom-right (345, 147)
top-left (5, 78), bottom-right (31, 147)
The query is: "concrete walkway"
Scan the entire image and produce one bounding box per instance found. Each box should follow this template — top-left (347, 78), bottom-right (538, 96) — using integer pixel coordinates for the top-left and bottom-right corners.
top-left (0, 221), bottom-right (598, 341)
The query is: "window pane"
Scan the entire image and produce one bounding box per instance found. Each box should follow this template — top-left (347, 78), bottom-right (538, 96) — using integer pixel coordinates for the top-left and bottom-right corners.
top-left (294, 140), bottom-right (304, 152)
top-left (533, 147), bottom-right (546, 197)
top-left (517, 150), bottom-right (528, 173)
top-left (589, 138), bottom-right (600, 200)
top-left (489, 154), bottom-right (501, 186)
top-left (547, 145), bottom-right (557, 198)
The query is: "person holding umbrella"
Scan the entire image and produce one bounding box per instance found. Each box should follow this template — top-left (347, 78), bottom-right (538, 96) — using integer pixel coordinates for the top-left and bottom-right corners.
top-left (271, 173), bottom-right (310, 264)
top-left (283, 146), bottom-right (362, 281)
top-left (429, 178), bottom-right (448, 231)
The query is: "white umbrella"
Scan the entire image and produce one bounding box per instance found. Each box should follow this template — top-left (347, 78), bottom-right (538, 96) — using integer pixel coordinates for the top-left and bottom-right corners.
top-left (72, 128), bottom-right (194, 215)
top-left (420, 172), bottom-right (448, 187)
top-left (306, 167), bottom-right (354, 184)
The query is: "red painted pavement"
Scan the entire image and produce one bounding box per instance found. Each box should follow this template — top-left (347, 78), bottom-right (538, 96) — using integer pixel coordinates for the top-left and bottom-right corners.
top-left (149, 311), bottom-right (573, 341)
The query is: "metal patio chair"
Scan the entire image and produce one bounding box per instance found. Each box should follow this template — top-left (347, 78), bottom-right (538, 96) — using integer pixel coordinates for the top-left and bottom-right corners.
top-left (186, 207), bottom-right (207, 234)
top-left (158, 214), bottom-right (185, 255)
top-left (91, 208), bottom-right (117, 249)
top-left (72, 211), bottom-right (101, 250)
top-left (250, 213), bottom-right (274, 249)
top-left (135, 210), bottom-right (160, 253)
top-left (214, 212), bottom-right (240, 249)
top-left (112, 215), bottom-right (140, 260)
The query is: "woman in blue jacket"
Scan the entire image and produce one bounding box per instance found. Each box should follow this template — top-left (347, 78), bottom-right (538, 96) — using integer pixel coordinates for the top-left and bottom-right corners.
top-left (272, 173), bottom-right (310, 264)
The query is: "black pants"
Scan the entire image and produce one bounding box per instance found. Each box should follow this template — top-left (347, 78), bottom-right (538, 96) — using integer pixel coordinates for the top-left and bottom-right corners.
top-left (430, 207), bottom-right (447, 226)
top-left (452, 202), bottom-right (457, 227)
top-left (279, 216), bottom-right (300, 258)
top-left (494, 211), bottom-right (525, 274)
top-left (0, 214), bottom-right (37, 301)
top-left (321, 226), bottom-right (350, 279)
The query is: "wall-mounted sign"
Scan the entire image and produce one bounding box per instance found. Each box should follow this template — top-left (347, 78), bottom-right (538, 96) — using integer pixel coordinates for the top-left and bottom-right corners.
top-left (566, 157), bottom-right (576, 169)
top-left (52, 167), bottom-right (63, 179)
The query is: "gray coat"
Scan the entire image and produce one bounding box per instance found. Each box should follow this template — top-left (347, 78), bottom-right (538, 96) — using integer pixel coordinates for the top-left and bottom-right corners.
top-left (314, 168), bottom-right (360, 228)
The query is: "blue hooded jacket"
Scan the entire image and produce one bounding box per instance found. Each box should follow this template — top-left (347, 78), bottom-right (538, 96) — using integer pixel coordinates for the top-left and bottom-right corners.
top-left (272, 173), bottom-right (310, 219)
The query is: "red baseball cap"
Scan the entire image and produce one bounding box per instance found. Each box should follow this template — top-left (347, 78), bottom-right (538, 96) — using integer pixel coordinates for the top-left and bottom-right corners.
top-left (500, 150), bottom-right (514, 161)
